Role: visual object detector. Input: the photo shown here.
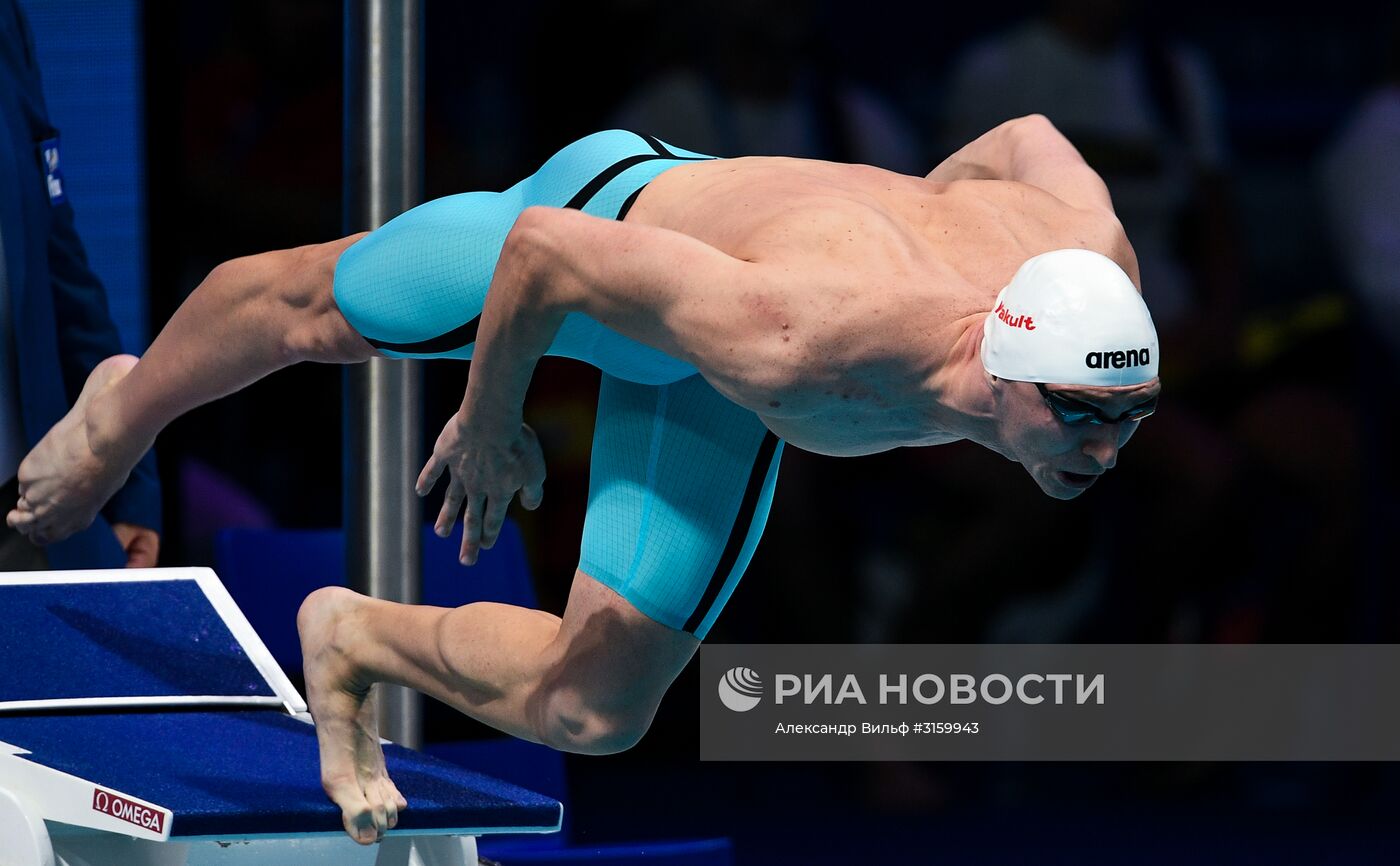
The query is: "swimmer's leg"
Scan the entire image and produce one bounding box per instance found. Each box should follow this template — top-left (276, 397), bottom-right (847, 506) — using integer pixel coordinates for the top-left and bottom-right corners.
top-left (580, 373), bottom-right (784, 638)
top-left (295, 372), bottom-right (782, 837)
top-left (298, 568), bottom-right (696, 758)
top-left (296, 570), bottom-right (698, 841)
top-left (10, 130), bottom-right (713, 543)
top-left (7, 234), bottom-right (374, 544)
top-left (333, 129), bottom-right (710, 382)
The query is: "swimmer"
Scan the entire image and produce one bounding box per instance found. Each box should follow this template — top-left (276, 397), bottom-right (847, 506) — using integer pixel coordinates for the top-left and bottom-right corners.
top-left (7, 118), bottom-right (1159, 843)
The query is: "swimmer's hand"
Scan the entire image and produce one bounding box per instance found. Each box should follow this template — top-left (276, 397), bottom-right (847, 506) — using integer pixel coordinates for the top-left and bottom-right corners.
top-left (416, 411), bottom-right (545, 565)
top-left (112, 522), bottom-right (160, 568)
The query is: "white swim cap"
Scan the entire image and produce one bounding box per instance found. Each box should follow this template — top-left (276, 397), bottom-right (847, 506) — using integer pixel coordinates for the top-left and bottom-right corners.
top-left (980, 249), bottom-right (1159, 387)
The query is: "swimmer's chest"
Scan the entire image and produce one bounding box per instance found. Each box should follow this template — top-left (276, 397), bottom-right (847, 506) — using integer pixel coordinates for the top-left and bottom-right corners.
top-left (757, 400), bottom-right (959, 457)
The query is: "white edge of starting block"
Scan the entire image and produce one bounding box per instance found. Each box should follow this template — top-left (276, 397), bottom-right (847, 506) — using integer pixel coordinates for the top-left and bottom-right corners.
top-left (188, 567), bottom-right (309, 715)
top-left (0, 749), bottom-right (172, 842)
top-left (0, 567), bottom-right (308, 717)
top-left (0, 695), bottom-right (287, 712)
top-left (170, 824), bottom-right (560, 843)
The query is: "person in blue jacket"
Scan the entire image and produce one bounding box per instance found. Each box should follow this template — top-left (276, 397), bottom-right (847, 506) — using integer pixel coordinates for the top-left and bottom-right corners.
top-left (0, 0), bottom-right (159, 570)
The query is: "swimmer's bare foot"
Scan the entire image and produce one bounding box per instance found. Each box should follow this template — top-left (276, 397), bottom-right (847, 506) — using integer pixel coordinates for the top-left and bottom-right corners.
top-left (6, 354), bottom-right (141, 545)
top-left (298, 586), bottom-right (409, 845)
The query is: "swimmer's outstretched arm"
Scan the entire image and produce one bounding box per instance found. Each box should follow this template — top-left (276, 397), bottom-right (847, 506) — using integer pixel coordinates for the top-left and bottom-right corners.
top-left (928, 114), bottom-right (1117, 216)
top-left (6, 234), bottom-right (372, 544)
top-left (418, 205), bottom-right (788, 564)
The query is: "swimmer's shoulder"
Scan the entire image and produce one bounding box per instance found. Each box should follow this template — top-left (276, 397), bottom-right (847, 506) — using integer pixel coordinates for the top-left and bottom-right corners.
top-left (929, 178), bottom-right (1141, 291)
top-left (979, 178), bottom-right (1137, 279)
top-left (1047, 204), bottom-right (1140, 292)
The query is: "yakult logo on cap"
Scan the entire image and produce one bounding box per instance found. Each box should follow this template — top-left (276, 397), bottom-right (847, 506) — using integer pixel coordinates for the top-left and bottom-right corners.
top-left (994, 301), bottom-right (1036, 331)
top-left (92, 787), bottom-right (166, 834)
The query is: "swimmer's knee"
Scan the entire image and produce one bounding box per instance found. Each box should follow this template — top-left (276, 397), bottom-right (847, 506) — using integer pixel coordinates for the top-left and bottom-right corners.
top-left (273, 239), bottom-right (376, 364)
top-left (523, 572), bottom-right (695, 755)
top-left (531, 678), bottom-right (656, 756)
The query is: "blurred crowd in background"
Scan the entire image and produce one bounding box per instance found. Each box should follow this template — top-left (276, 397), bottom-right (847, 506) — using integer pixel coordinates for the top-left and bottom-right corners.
top-left (138, 0), bottom-right (1399, 825)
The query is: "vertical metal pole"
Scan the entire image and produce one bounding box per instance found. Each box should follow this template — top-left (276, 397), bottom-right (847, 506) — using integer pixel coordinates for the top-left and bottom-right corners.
top-left (343, 0), bottom-right (424, 748)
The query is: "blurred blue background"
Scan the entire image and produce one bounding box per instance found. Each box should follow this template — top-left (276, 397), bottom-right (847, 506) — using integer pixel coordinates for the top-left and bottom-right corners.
top-left (26, 0), bottom-right (147, 350)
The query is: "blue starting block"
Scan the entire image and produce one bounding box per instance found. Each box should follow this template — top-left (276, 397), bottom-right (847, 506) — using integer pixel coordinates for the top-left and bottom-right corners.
top-left (0, 568), bottom-right (562, 865)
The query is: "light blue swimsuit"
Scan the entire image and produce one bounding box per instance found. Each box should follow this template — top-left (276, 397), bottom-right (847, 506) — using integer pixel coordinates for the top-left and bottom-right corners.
top-left (333, 130), bottom-right (783, 638)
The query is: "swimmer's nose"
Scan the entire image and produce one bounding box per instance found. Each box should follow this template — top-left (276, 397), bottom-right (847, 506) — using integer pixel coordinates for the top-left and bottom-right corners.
top-left (1081, 429), bottom-right (1119, 471)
